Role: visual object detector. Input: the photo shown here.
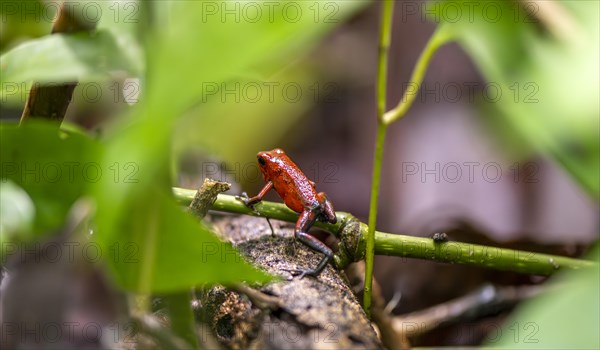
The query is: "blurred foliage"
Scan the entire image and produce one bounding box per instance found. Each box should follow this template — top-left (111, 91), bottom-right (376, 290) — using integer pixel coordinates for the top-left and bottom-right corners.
top-left (0, 0), bottom-right (369, 292)
top-left (0, 30), bottom-right (143, 89)
top-left (1, 1), bottom-right (597, 345)
top-left (0, 0), bottom-right (54, 51)
top-left (427, 0), bottom-right (599, 197)
top-left (426, 1), bottom-right (599, 347)
top-left (489, 246), bottom-right (599, 349)
top-left (0, 122), bottom-right (101, 233)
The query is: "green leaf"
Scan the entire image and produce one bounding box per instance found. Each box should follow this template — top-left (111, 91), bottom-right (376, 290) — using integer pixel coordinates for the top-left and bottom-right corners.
top-left (0, 29), bottom-right (143, 93)
top-left (427, 0), bottom-right (599, 197)
top-left (94, 185), bottom-right (272, 292)
top-left (145, 0), bottom-right (369, 117)
top-left (0, 0), bottom-right (53, 52)
top-left (93, 121), bottom-right (272, 292)
top-left (488, 246), bottom-right (599, 348)
top-left (156, 0), bottom-right (369, 178)
top-left (0, 121), bottom-right (101, 234)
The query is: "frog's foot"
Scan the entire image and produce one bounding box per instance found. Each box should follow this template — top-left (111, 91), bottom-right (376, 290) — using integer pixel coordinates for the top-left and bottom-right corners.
top-left (281, 267), bottom-right (318, 280)
top-left (235, 192), bottom-right (256, 209)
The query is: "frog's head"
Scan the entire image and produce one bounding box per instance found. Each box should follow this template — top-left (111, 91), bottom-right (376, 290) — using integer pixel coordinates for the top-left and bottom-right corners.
top-left (257, 148), bottom-right (286, 177)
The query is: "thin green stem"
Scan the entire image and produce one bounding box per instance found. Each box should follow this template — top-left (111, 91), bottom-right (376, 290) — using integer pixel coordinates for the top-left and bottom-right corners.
top-left (172, 189), bottom-right (597, 275)
top-left (364, 0), bottom-right (395, 318)
top-left (365, 123), bottom-right (387, 317)
top-left (382, 24), bottom-right (454, 125)
top-left (377, 0), bottom-right (394, 122)
top-left (374, 231), bottom-right (595, 275)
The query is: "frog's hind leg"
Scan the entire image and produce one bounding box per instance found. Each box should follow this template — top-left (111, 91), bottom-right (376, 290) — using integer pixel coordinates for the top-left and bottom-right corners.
top-left (285, 210), bottom-right (333, 279)
top-left (316, 192), bottom-right (337, 224)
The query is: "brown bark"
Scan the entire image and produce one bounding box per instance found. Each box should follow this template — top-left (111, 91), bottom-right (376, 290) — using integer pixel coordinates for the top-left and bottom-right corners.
top-left (196, 215), bottom-right (384, 349)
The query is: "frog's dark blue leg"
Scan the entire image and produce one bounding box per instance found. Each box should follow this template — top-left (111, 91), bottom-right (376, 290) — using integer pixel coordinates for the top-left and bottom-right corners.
top-left (287, 209), bottom-right (333, 279)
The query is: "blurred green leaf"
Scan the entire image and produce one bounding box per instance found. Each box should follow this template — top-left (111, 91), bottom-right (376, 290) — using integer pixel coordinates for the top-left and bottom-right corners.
top-left (0, 0), bottom-right (54, 52)
top-left (146, 0), bottom-right (368, 117)
top-left (0, 29), bottom-right (143, 94)
top-left (93, 120), bottom-right (272, 292)
top-left (174, 67), bottom-right (320, 171)
top-left (428, 0), bottom-right (599, 197)
top-left (488, 246), bottom-right (599, 348)
top-left (160, 0), bottom-right (369, 180)
top-left (94, 185), bottom-right (272, 292)
top-left (0, 180), bottom-right (35, 241)
top-left (96, 0), bottom-right (141, 34)
top-left (0, 121), bottom-right (101, 233)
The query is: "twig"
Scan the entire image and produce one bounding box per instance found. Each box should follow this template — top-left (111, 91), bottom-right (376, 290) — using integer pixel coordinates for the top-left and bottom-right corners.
top-left (188, 179), bottom-right (231, 219)
top-left (393, 284), bottom-right (544, 338)
top-left (230, 284), bottom-right (283, 310)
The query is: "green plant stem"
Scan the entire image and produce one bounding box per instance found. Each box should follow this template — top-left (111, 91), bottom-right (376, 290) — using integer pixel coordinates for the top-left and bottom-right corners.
top-left (382, 24), bottom-right (454, 125)
top-left (364, 0), bottom-right (396, 318)
top-left (365, 123), bottom-right (387, 317)
top-left (172, 188), bottom-right (596, 275)
top-left (374, 232), bottom-right (594, 275)
top-left (377, 0), bottom-right (394, 122)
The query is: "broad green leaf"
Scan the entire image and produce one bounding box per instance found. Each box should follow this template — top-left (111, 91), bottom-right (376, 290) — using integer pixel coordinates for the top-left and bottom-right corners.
top-left (0, 121), bottom-right (101, 234)
top-left (0, 29), bottom-right (143, 94)
top-left (427, 0), bottom-right (599, 197)
top-left (95, 185), bottom-right (272, 292)
top-left (174, 67), bottom-right (321, 173)
top-left (145, 0), bottom-right (369, 117)
top-left (93, 120), bottom-right (272, 292)
top-left (488, 246), bottom-right (599, 348)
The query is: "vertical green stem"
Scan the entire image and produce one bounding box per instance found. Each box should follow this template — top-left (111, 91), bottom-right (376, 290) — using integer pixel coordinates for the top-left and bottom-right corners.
top-left (377, 0), bottom-right (394, 122)
top-left (365, 0), bottom-right (395, 317)
top-left (365, 123), bottom-right (388, 316)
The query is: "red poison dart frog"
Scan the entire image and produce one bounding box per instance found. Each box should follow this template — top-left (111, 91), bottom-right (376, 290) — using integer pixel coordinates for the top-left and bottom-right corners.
top-left (238, 148), bottom-right (337, 278)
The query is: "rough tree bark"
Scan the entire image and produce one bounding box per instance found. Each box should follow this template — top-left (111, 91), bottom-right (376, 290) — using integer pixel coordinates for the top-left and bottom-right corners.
top-left (196, 215), bottom-right (384, 350)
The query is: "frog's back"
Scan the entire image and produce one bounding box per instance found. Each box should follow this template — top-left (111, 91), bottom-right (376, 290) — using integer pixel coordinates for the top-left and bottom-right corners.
top-left (271, 156), bottom-right (319, 213)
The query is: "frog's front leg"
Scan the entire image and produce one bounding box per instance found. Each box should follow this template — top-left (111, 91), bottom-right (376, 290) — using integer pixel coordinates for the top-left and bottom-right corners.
top-left (237, 181), bottom-right (273, 208)
top-left (237, 181), bottom-right (276, 236)
top-left (286, 210), bottom-right (333, 279)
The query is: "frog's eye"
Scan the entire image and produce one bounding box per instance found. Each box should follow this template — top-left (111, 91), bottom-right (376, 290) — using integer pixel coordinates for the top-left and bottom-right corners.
top-left (257, 155), bottom-right (266, 166)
